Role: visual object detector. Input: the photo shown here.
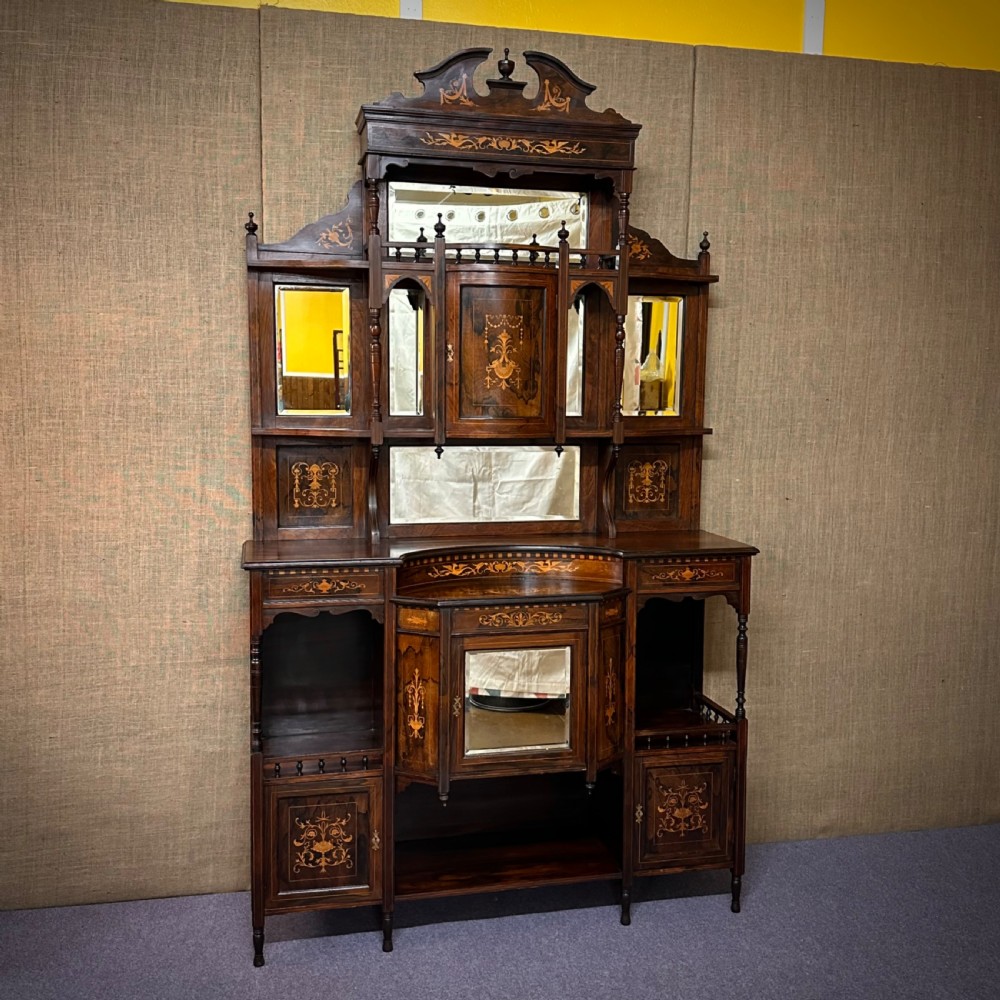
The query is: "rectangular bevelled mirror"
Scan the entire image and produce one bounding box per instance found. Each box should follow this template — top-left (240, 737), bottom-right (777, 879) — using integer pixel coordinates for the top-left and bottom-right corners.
top-left (389, 446), bottom-right (580, 524)
top-left (275, 285), bottom-right (351, 415)
top-left (387, 182), bottom-right (588, 249)
top-left (622, 295), bottom-right (684, 417)
top-left (463, 647), bottom-right (571, 755)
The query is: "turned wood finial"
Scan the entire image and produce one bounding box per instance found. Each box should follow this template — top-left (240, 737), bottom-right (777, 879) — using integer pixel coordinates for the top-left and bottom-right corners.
top-left (434, 213), bottom-right (446, 238)
top-left (700, 231), bottom-right (711, 252)
top-left (558, 221), bottom-right (569, 243)
top-left (245, 211), bottom-right (258, 234)
top-left (498, 48), bottom-right (515, 79)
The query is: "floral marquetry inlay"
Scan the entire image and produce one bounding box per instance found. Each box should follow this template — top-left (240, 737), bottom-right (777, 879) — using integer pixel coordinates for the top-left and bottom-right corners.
top-left (627, 460), bottom-right (671, 505)
top-left (279, 578), bottom-right (363, 596)
top-left (654, 779), bottom-right (709, 839)
top-left (419, 132), bottom-right (586, 156)
top-left (404, 669), bottom-right (427, 740)
top-left (477, 610), bottom-right (564, 628)
top-left (291, 461), bottom-right (339, 510)
top-left (426, 559), bottom-right (580, 579)
top-left (292, 811), bottom-right (354, 873)
top-left (647, 566), bottom-right (729, 584)
top-left (439, 70), bottom-right (475, 107)
top-left (484, 314), bottom-right (524, 391)
top-left (536, 79), bottom-right (571, 113)
top-left (604, 663), bottom-right (617, 732)
top-left (627, 234), bottom-right (652, 260)
top-left (317, 219), bottom-right (353, 250)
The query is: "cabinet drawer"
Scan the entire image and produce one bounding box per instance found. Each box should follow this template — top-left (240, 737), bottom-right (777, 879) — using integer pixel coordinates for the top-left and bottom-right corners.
top-left (637, 558), bottom-right (737, 593)
top-left (264, 776), bottom-right (383, 911)
top-left (266, 567), bottom-right (382, 601)
top-left (451, 604), bottom-right (589, 635)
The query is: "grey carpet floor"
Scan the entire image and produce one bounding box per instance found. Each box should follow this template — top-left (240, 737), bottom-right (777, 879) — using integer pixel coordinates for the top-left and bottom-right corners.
top-left (1, 823), bottom-right (997, 1000)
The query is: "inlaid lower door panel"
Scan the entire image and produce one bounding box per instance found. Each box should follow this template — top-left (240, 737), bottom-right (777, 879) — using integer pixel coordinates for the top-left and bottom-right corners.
top-left (634, 749), bottom-right (734, 871)
top-left (264, 776), bottom-right (382, 910)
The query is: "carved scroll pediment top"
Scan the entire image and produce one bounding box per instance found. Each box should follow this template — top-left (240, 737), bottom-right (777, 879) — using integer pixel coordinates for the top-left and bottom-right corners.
top-left (370, 47), bottom-right (634, 126)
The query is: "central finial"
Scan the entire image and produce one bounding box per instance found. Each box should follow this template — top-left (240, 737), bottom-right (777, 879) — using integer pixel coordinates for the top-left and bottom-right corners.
top-left (498, 48), bottom-right (514, 79)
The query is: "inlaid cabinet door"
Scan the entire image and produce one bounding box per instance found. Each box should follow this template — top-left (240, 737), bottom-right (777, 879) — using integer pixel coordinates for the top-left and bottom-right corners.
top-left (634, 750), bottom-right (734, 871)
top-left (265, 776), bottom-right (382, 910)
top-left (446, 271), bottom-right (557, 438)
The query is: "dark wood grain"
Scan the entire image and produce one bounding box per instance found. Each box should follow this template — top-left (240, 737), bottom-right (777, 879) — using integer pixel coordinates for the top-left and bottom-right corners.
top-left (241, 47), bottom-right (757, 964)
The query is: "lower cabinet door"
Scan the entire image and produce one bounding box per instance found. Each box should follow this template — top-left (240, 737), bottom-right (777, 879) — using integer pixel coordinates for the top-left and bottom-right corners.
top-left (265, 776), bottom-right (382, 910)
top-left (634, 749), bottom-right (734, 871)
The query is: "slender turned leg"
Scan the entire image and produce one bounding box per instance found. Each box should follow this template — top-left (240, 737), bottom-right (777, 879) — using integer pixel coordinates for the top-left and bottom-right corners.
top-left (381, 910), bottom-right (394, 952)
top-left (730, 872), bottom-right (742, 914)
top-left (253, 927), bottom-right (265, 967)
top-left (620, 885), bottom-right (632, 926)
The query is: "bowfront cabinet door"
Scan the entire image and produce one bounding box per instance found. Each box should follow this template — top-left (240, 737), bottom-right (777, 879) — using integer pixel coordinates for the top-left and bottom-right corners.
top-left (265, 776), bottom-right (382, 911)
top-left (634, 749), bottom-right (734, 871)
top-left (449, 628), bottom-right (588, 777)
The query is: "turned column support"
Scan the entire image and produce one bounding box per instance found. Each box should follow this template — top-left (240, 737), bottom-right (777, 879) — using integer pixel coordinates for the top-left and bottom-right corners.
top-left (736, 613), bottom-right (748, 719)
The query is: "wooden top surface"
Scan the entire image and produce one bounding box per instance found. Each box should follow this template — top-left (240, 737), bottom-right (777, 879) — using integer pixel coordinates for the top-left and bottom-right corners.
top-left (241, 530), bottom-right (758, 570)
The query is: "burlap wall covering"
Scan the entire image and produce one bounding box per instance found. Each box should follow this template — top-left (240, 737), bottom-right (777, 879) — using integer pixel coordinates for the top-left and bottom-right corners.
top-left (0, 0), bottom-right (260, 908)
top-left (692, 48), bottom-right (1000, 838)
top-left (1, 1), bottom-right (997, 908)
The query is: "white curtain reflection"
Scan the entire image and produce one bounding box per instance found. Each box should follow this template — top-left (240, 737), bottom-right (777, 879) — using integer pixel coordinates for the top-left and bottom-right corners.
top-left (390, 446), bottom-right (580, 524)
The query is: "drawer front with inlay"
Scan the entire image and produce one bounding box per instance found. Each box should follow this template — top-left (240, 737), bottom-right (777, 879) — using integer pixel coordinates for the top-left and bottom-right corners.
top-left (452, 604), bottom-right (589, 635)
top-left (637, 558), bottom-right (737, 593)
top-left (266, 568), bottom-right (383, 601)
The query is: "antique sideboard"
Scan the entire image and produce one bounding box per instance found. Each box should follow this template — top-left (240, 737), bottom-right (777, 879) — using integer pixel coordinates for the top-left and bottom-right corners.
top-left (241, 47), bottom-right (757, 966)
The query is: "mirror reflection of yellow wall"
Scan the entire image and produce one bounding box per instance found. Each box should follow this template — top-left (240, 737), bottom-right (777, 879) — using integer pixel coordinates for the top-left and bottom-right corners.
top-left (626, 295), bottom-right (683, 416)
top-left (277, 285), bottom-right (350, 377)
top-left (643, 297), bottom-right (681, 413)
top-left (275, 285), bottom-right (352, 415)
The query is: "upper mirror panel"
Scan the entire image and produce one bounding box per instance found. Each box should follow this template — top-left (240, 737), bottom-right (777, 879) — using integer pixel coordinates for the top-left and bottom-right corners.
top-left (388, 183), bottom-right (588, 250)
top-left (275, 285), bottom-right (351, 416)
top-left (622, 295), bottom-right (684, 417)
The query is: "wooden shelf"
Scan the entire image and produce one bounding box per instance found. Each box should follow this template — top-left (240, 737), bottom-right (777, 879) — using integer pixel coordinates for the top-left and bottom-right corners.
top-left (395, 831), bottom-right (620, 899)
top-left (261, 712), bottom-right (381, 759)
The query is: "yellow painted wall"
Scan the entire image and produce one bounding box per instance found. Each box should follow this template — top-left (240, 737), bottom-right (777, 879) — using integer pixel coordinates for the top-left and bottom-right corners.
top-left (163, 1), bottom-right (1000, 73)
top-left (825, 0), bottom-right (1000, 72)
top-left (424, 0), bottom-right (805, 52)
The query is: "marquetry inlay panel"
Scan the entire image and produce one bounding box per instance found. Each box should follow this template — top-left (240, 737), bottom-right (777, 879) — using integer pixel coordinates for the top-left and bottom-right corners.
top-left (635, 753), bottom-right (734, 870)
top-left (267, 780), bottom-right (380, 907)
top-left (276, 445), bottom-right (353, 530)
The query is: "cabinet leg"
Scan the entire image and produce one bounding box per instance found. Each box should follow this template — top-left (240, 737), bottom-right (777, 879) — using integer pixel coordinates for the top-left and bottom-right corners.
top-left (730, 872), bottom-right (742, 914)
top-left (381, 910), bottom-right (394, 953)
top-left (253, 926), bottom-right (265, 967)
top-left (620, 886), bottom-right (632, 926)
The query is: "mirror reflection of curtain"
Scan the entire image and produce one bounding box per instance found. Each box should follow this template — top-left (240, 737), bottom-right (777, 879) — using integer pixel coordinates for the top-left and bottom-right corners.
top-left (465, 648), bottom-right (571, 699)
top-left (388, 183), bottom-right (587, 247)
top-left (389, 446), bottom-right (580, 524)
top-left (388, 288), bottom-right (423, 416)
